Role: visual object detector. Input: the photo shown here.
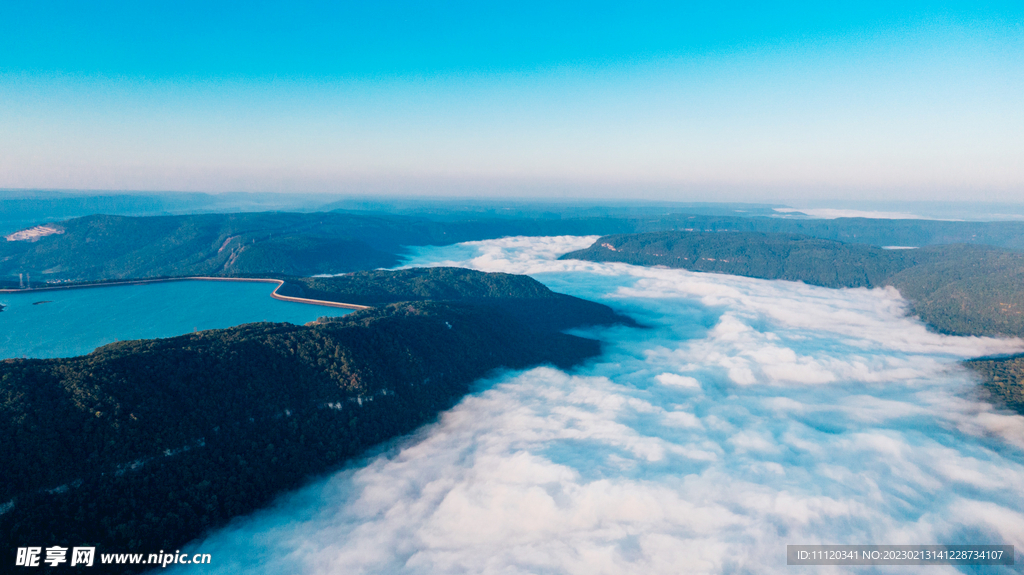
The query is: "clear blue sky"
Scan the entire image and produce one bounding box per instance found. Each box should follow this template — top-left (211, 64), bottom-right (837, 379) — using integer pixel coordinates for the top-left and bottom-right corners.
top-left (1, 1), bottom-right (1021, 201)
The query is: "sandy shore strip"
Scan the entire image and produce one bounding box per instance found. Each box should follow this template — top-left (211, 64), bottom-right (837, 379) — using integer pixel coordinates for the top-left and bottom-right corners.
top-left (0, 276), bottom-right (371, 310)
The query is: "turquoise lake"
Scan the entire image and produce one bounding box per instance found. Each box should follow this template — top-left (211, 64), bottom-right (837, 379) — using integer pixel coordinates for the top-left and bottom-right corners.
top-left (0, 280), bottom-right (352, 359)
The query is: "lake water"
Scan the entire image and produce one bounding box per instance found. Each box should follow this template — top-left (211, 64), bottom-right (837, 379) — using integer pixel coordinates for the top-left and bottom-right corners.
top-left (0, 280), bottom-right (352, 359)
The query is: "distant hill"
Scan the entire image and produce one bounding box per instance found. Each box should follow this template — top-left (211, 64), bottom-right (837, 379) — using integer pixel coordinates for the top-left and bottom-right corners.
top-left (0, 213), bottom-right (399, 280)
top-left (277, 267), bottom-right (638, 332)
top-left (6, 211), bottom-right (1024, 285)
top-left (0, 212), bottom-right (639, 283)
top-left (558, 231), bottom-right (916, 289)
top-left (283, 266), bottom-right (555, 302)
top-left (561, 232), bottom-right (1024, 339)
top-left (562, 231), bottom-right (1024, 419)
top-left (623, 214), bottom-right (1024, 251)
top-left (0, 269), bottom-right (627, 566)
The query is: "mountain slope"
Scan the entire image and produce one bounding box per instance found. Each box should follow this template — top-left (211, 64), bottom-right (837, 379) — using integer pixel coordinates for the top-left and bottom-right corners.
top-left (0, 269), bottom-right (628, 567)
top-left (560, 232), bottom-right (1024, 338)
top-left (277, 267), bottom-right (638, 332)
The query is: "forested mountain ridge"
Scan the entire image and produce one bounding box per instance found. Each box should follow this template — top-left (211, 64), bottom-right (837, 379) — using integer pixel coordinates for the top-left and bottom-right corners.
top-left (626, 213), bottom-right (1024, 250)
top-left (966, 354), bottom-right (1024, 415)
top-left (6, 211), bottom-right (1024, 285)
top-left (0, 301), bottom-right (606, 567)
top-left (284, 266), bottom-right (555, 301)
top-left (0, 212), bottom-right (636, 283)
top-left (884, 245), bottom-right (1024, 339)
top-left (2, 213), bottom-right (409, 281)
top-left (560, 232), bottom-right (1024, 339)
top-left (560, 231), bottom-right (913, 288)
top-left (0, 267), bottom-right (635, 569)
top-left (561, 231), bottom-right (1024, 419)
top-left (964, 353), bottom-right (1024, 428)
top-left (277, 267), bottom-right (638, 332)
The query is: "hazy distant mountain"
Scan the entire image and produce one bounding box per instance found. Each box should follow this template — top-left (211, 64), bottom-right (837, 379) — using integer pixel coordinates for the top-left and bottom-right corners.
top-left (5, 210), bottom-right (1024, 286)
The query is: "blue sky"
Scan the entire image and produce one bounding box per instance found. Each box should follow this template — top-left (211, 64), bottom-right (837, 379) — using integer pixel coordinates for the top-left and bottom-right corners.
top-left (1, 1), bottom-right (1022, 201)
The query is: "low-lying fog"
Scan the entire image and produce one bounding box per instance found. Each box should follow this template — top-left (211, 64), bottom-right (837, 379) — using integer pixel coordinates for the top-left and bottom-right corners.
top-left (176, 236), bottom-right (1024, 574)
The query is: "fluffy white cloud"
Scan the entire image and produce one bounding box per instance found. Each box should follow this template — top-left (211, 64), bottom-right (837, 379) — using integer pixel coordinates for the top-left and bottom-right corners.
top-left (654, 373), bottom-right (702, 391)
top-left (179, 236), bottom-right (1024, 574)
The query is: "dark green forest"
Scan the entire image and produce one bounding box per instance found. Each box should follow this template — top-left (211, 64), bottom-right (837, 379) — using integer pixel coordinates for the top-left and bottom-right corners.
top-left (277, 267), bottom-right (638, 332)
top-left (966, 355), bottom-right (1024, 415)
top-left (0, 270), bottom-right (630, 571)
top-left (884, 245), bottom-right (1024, 339)
top-left (561, 231), bottom-right (912, 288)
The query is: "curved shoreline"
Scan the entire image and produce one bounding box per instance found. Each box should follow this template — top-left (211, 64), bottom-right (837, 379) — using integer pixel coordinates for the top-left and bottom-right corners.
top-left (0, 277), bottom-right (371, 311)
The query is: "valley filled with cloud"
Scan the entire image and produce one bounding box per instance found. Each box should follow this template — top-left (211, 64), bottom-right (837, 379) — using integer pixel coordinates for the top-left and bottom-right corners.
top-left (177, 236), bottom-right (1024, 574)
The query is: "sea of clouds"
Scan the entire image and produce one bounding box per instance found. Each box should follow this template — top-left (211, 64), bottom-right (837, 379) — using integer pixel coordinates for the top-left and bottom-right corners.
top-left (176, 236), bottom-right (1024, 574)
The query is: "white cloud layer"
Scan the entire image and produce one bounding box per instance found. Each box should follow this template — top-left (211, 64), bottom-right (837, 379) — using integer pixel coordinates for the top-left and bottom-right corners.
top-left (177, 236), bottom-right (1024, 574)
top-left (773, 208), bottom-right (933, 220)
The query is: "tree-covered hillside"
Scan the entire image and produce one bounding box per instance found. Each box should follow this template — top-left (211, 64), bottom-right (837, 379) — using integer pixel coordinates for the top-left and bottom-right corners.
top-left (283, 266), bottom-right (554, 301)
top-left (0, 212), bottom-right (638, 282)
top-left (622, 213), bottom-right (1024, 251)
top-left (562, 231), bottom-right (1024, 419)
top-left (6, 210), bottom-right (1024, 284)
top-left (559, 231), bottom-right (916, 288)
top-left (965, 354), bottom-right (1024, 415)
top-left (0, 213), bottom-right (399, 280)
top-left (0, 301), bottom-right (603, 567)
top-left (561, 231), bottom-right (1024, 339)
top-left (277, 267), bottom-right (637, 332)
top-left (0, 266), bottom-right (637, 569)
top-left (884, 245), bottom-right (1024, 339)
